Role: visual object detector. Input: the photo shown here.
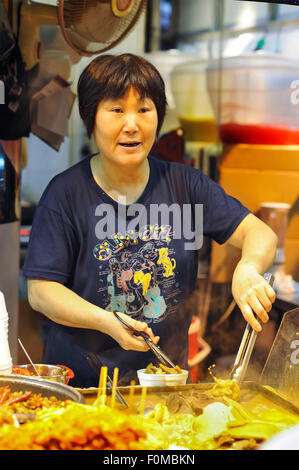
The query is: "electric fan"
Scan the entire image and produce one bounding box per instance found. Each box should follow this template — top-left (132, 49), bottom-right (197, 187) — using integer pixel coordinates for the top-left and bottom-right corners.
top-left (18, 0), bottom-right (147, 70)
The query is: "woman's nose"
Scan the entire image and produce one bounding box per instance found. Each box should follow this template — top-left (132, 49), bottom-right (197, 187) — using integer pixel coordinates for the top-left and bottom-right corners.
top-left (123, 113), bottom-right (138, 132)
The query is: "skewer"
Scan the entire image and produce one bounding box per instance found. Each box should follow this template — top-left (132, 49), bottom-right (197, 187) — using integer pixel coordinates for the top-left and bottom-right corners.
top-left (110, 367), bottom-right (119, 409)
top-left (139, 386), bottom-right (147, 415)
top-left (18, 338), bottom-right (40, 376)
top-left (100, 366), bottom-right (108, 405)
top-left (96, 366), bottom-right (107, 405)
top-left (97, 367), bottom-right (103, 401)
top-left (86, 353), bottom-right (128, 407)
top-left (128, 380), bottom-right (136, 409)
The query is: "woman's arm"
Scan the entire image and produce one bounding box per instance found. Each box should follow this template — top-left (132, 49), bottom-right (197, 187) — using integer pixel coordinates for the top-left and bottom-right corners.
top-left (226, 213), bottom-right (278, 331)
top-left (27, 279), bottom-right (159, 351)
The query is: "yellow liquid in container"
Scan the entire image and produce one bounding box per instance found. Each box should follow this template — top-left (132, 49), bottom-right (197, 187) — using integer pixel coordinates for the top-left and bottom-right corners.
top-left (179, 117), bottom-right (218, 143)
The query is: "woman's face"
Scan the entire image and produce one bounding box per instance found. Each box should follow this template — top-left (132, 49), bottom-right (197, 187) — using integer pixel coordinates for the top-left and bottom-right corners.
top-left (93, 87), bottom-right (158, 168)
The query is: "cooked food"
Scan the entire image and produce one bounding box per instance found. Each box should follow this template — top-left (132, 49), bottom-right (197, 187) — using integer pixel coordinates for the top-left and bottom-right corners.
top-left (0, 391), bottom-right (298, 450)
top-left (166, 391), bottom-right (214, 416)
top-left (0, 407), bottom-right (15, 428)
top-left (145, 363), bottom-right (183, 375)
top-left (211, 377), bottom-right (240, 401)
top-left (12, 367), bottom-right (34, 377)
top-left (208, 365), bottom-right (240, 401)
top-left (147, 398), bottom-right (299, 450)
top-left (0, 386), bottom-right (70, 414)
top-left (0, 403), bottom-right (163, 450)
top-left (1, 370), bottom-right (298, 451)
top-left (12, 365), bottom-right (69, 380)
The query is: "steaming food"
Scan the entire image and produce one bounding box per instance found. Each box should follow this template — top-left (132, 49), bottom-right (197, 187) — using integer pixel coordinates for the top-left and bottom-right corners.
top-left (1, 368), bottom-right (298, 450)
top-left (147, 398), bottom-right (299, 450)
top-left (0, 393), bottom-right (298, 450)
top-left (211, 377), bottom-right (240, 401)
top-left (209, 365), bottom-right (240, 401)
top-left (145, 363), bottom-right (183, 375)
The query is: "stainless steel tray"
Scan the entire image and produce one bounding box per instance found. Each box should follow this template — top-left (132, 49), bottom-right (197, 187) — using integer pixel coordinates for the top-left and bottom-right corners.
top-left (0, 375), bottom-right (85, 403)
top-left (79, 381), bottom-right (299, 416)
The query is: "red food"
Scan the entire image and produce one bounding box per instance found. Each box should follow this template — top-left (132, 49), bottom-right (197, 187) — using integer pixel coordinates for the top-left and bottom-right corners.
top-left (5, 391), bottom-right (33, 406)
top-left (12, 367), bottom-right (34, 376)
top-left (220, 123), bottom-right (299, 145)
top-left (0, 386), bottom-right (10, 405)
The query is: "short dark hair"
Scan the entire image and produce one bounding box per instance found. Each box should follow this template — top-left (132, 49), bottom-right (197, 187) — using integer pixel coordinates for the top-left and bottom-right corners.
top-left (77, 53), bottom-right (167, 138)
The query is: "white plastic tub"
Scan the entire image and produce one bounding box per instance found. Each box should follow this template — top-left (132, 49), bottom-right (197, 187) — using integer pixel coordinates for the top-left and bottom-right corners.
top-left (137, 368), bottom-right (189, 387)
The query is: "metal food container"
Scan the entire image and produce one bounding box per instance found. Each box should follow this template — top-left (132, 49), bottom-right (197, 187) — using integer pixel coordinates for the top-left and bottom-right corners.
top-left (12, 364), bottom-right (74, 384)
top-left (0, 374), bottom-right (84, 403)
top-left (80, 381), bottom-right (299, 417)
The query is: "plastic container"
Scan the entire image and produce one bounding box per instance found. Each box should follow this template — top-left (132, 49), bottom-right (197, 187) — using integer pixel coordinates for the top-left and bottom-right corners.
top-left (207, 52), bottom-right (299, 145)
top-left (0, 291), bottom-right (8, 337)
top-left (137, 368), bottom-right (188, 387)
top-left (143, 50), bottom-right (196, 133)
top-left (0, 291), bottom-right (12, 375)
top-left (171, 59), bottom-right (218, 142)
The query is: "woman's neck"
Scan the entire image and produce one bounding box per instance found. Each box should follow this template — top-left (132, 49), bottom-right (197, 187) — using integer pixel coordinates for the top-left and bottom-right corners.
top-left (91, 155), bottom-right (150, 204)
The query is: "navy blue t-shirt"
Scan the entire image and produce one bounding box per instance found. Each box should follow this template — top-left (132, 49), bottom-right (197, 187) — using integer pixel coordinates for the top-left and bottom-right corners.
top-left (23, 155), bottom-right (250, 387)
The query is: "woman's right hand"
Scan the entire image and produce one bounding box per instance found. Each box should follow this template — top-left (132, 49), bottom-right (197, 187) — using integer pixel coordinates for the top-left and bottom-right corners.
top-left (105, 311), bottom-right (160, 352)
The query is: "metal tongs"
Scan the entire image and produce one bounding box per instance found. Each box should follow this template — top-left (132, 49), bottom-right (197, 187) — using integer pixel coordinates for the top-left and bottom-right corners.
top-left (86, 352), bottom-right (128, 407)
top-left (113, 311), bottom-right (176, 368)
top-left (230, 272), bottom-right (275, 384)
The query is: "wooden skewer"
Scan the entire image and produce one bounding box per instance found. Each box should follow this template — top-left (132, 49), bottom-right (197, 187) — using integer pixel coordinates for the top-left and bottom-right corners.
top-left (100, 366), bottom-right (108, 405)
top-left (97, 366), bottom-right (107, 404)
top-left (139, 386), bottom-right (147, 415)
top-left (128, 380), bottom-right (136, 409)
top-left (110, 367), bottom-right (119, 409)
top-left (97, 367), bottom-right (103, 401)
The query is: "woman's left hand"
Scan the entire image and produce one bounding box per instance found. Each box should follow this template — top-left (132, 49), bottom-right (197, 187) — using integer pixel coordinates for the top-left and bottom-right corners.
top-left (232, 262), bottom-right (276, 331)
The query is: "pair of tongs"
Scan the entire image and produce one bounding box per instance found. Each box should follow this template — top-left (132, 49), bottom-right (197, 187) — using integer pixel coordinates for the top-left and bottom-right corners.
top-left (86, 352), bottom-right (128, 407)
top-left (113, 311), bottom-right (176, 368)
top-left (230, 272), bottom-right (275, 384)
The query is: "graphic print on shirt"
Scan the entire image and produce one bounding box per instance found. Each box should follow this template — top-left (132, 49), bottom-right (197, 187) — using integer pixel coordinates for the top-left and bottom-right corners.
top-left (93, 224), bottom-right (181, 323)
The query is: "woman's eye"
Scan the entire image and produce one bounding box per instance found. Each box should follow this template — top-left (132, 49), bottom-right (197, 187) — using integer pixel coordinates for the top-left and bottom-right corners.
top-left (140, 107), bottom-right (149, 113)
top-left (112, 108), bottom-right (122, 113)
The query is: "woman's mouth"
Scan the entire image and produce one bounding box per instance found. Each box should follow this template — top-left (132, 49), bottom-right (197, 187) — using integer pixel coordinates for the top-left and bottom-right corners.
top-left (119, 142), bottom-right (141, 148)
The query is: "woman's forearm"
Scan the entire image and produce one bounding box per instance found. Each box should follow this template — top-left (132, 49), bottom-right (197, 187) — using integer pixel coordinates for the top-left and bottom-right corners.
top-left (227, 214), bottom-right (278, 331)
top-left (238, 221), bottom-right (278, 273)
top-left (28, 279), bottom-right (109, 332)
top-left (228, 213), bottom-right (278, 273)
top-left (27, 279), bottom-right (159, 351)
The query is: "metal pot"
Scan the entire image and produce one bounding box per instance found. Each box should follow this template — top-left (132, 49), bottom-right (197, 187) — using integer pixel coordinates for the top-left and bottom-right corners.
top-left (0, 374), bottom-right (84, 403)
top-left (12, 364), bottom-right (74, 384)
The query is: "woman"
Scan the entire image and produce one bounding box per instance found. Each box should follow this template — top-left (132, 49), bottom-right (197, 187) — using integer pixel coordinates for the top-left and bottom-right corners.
top-left (23, 54), bottom-right (277, 387)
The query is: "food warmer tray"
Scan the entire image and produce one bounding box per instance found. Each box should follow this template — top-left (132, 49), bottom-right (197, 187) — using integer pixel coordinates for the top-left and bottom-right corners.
top-left (79, 381), bottom-right (299, 416)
